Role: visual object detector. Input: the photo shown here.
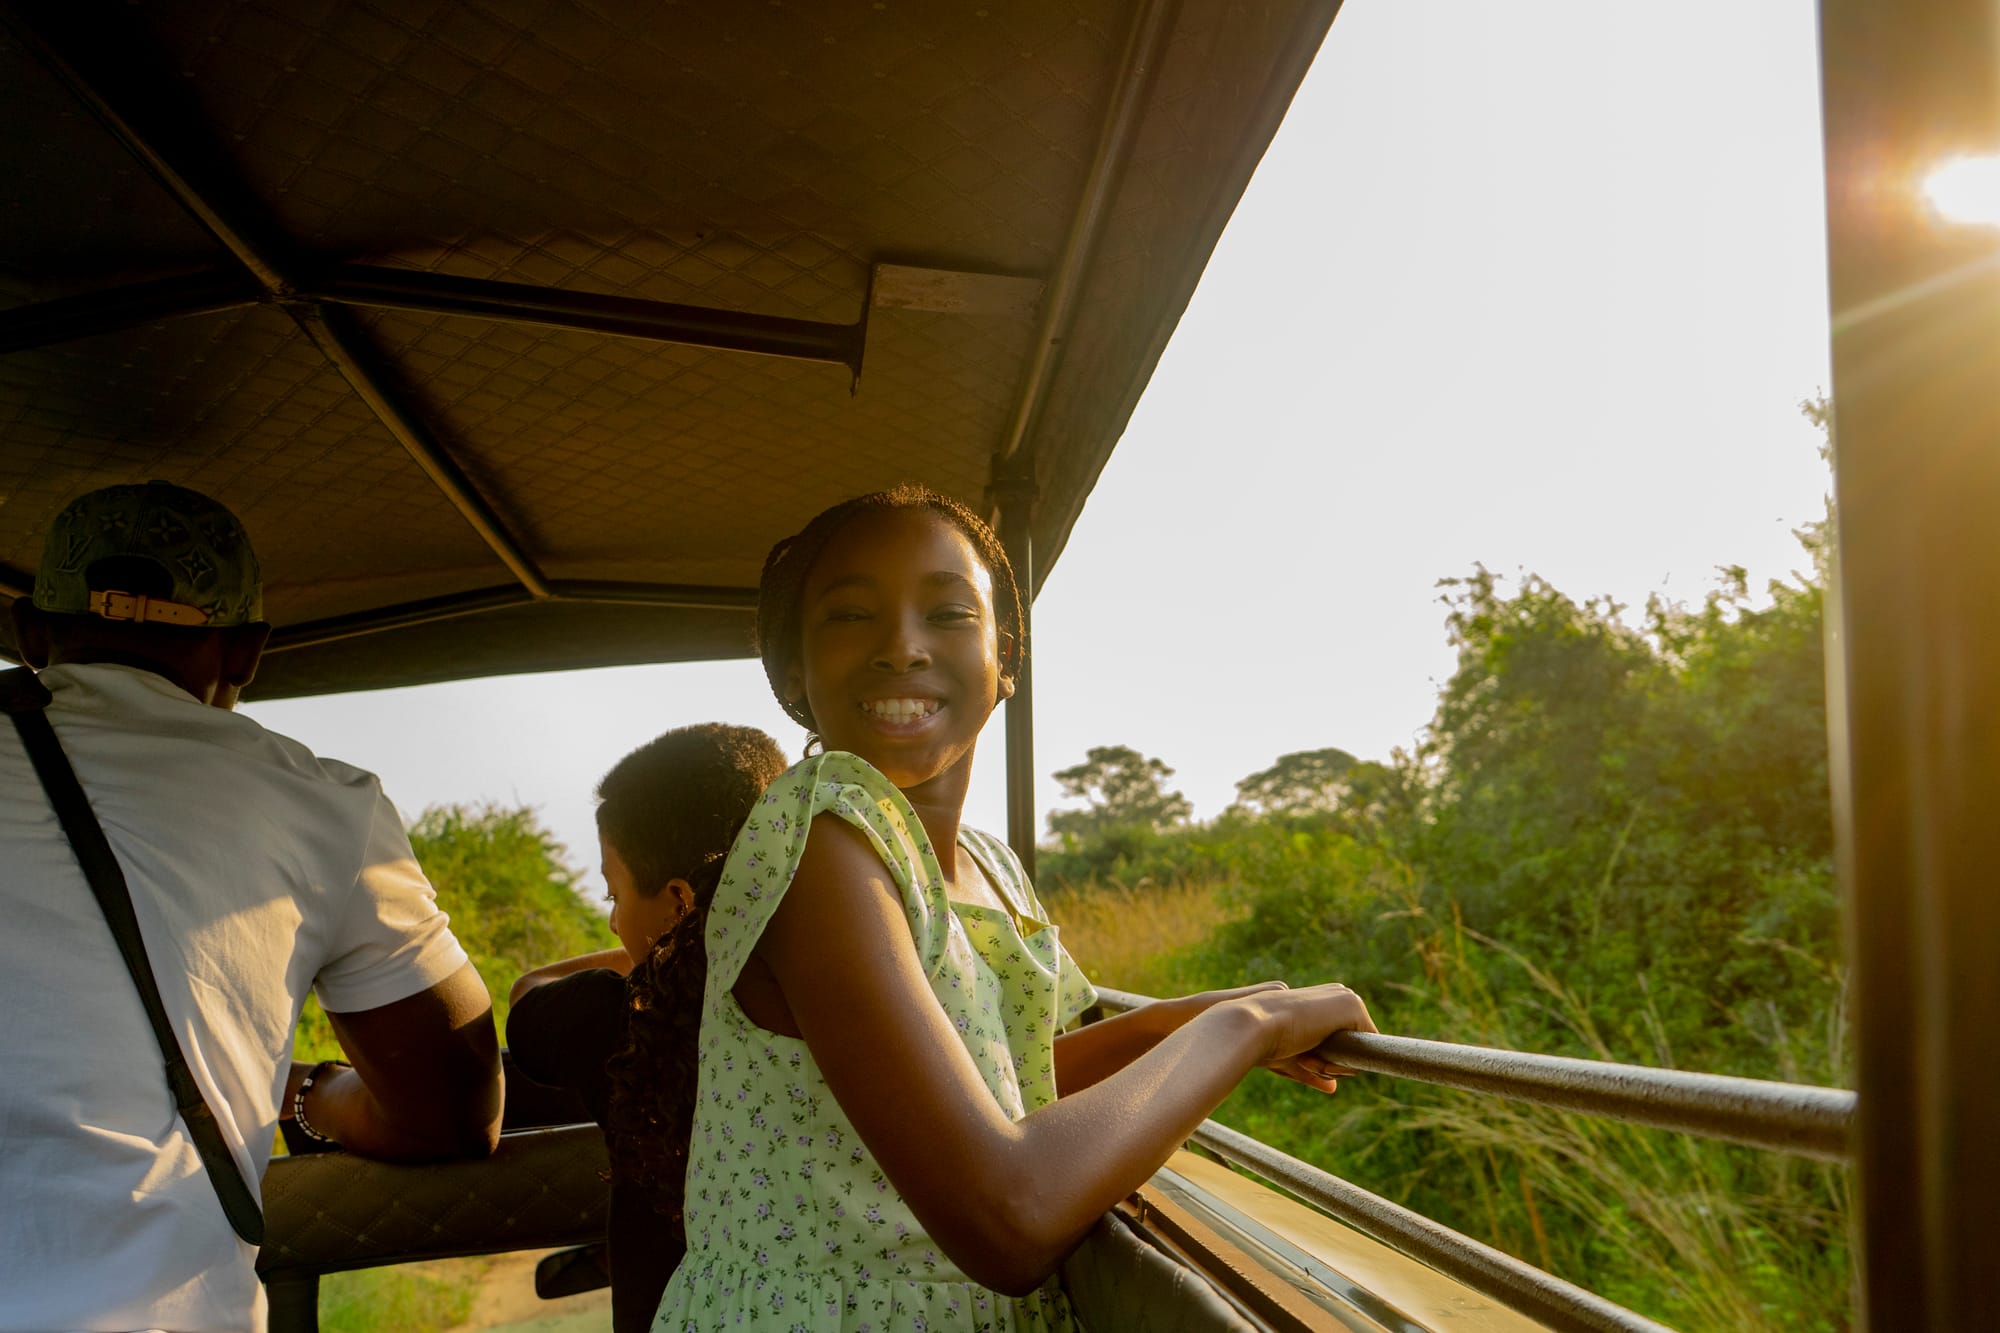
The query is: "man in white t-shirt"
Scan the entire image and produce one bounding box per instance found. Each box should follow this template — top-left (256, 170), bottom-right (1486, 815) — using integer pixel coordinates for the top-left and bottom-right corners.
top-left (1, 482), bottom-right (503, 1332)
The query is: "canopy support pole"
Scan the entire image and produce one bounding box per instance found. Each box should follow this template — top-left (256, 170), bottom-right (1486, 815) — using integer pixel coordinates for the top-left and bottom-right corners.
top-left (299, 266), bottom-right (865, 376)
top-left (1819, 0), bottom-right (2000, 1325)
top-left (0, 262), bottom-right (867, 372)
top-left (982, 0), bottom-right (1180, 877)
top-left (291, 305), bottom-right (552, 599)
top-left (995, 478), bottom-right (1038, 879)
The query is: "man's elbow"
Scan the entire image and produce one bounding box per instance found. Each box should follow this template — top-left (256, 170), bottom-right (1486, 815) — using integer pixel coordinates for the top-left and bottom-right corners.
top-left (440, 1110), bottom-right (502, 1158)
top-left (406, 1071), bottom-right (503, 1158)
top-left (448, 1048), bottom-right (505, 1156)
top-left (414, 1021), bottom-right (504, 1158)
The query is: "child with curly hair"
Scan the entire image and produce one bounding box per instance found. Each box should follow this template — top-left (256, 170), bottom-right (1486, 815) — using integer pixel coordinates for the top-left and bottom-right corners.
top-left (510, 723), bottom-right (788, 1333)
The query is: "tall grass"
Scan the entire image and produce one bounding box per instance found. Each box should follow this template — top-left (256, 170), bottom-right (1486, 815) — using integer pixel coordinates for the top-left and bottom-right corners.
top-left (1378, 911), bottom-right (1852, 1332)
top-left (1052, 870), bottom-right (1852, 1332)
top-left (1041, 878), bottom-right (1242, 997)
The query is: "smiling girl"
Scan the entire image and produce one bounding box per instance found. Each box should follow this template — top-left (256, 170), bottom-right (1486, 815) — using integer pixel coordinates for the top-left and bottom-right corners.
top-left (650, 486), bottom-right (1375, 1333)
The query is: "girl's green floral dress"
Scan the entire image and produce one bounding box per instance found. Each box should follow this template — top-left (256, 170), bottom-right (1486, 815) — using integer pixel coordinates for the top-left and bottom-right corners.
top-left (651, 752), bottom-right (1096, 1333)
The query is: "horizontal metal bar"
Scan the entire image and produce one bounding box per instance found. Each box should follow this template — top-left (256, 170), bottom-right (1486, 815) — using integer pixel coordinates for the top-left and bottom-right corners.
top-left (265, 580), bottom-right (758, 653)
top-left (1191, 1120), bottom-right (1676, 1333)
top-left (0, 270), bottom-right (261, 353)
top-left (301, 265), bottom-right (866, 375)
top-left (265, 586), bottom-right (538, 652)
top-left (1095, 987), bottom-right (1855, 1161)
top-left (548, 579), bottom-right (760, 611)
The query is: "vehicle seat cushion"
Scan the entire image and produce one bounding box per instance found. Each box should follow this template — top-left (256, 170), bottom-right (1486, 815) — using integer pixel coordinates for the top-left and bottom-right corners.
top-left (1062, 1212), bottom-right (1262, 1333)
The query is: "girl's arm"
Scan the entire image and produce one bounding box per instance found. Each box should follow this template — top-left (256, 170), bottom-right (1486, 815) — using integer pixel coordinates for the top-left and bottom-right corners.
top-left (752, 816), bottom-right (1373, 1297)
top-left (508, 947), bottom-right (633, 1006)
top-left (1054, 982), bottom-right (1329, 1095)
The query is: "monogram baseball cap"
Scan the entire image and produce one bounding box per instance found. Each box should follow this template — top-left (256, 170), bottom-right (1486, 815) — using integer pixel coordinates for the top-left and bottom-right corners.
top-left (33, 481), bottom-right (263, 628)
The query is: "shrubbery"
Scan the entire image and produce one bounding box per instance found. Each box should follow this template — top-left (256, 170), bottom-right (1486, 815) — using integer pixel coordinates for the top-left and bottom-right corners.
top-left (1044, 497), bottom-right (1848, 1329)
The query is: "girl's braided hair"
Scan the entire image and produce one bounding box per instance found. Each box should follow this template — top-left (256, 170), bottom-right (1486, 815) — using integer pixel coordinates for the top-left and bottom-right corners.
top-left (754, 484), bottom-right (1025, 741)
top-left (601, 723), bottom-right (789, 1228)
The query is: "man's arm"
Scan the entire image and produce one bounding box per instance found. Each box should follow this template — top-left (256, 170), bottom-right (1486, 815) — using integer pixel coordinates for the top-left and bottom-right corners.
top-left (287, 960), bottom-right (502, 1160)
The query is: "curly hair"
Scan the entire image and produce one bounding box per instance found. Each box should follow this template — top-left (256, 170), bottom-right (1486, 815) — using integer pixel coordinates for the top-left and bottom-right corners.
top-left (754, 484), bottom-right (1025, 742)
top-left (601, 724), bottom-right (788, 1227)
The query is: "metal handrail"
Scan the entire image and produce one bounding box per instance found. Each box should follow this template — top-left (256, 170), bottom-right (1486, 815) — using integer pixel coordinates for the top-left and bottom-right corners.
top-left (1093, 986), bottom-right (1856, 1161)
top-left (1189, 1119), bottom-right (1675, 1333)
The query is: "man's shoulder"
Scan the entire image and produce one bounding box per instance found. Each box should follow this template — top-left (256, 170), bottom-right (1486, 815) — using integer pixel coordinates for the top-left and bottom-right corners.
top-left (45, 663), bottom-right (385, 795)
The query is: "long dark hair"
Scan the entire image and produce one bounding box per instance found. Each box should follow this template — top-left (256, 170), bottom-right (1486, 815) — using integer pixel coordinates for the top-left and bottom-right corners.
top-left (601, 724), bottom-right (787, 1226)
top-left (754, 483), bottom-right (1025, 745)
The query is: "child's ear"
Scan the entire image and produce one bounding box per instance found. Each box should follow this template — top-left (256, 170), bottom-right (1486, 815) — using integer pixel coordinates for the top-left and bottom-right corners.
top-left (998, 671), bottom-right (1017, 702)
top-left (666, 878), bottom-right (696, 915)
top-left (782, 663), bottom-right (805, 705)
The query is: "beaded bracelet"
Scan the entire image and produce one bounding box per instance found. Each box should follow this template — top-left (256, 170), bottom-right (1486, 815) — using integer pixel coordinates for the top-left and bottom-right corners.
top-left (291, 1059), bottom-right (348, 1145)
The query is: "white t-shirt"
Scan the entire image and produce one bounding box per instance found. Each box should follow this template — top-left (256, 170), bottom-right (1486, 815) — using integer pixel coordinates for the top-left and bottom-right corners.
top-left (0, 664), bottom-right (471, 1333)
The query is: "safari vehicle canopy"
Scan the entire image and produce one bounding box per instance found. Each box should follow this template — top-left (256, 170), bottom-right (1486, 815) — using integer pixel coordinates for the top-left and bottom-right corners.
top-left (0, 0), bottom-right (1324, 707)
top-left (4, 1), bottom-right (1997, 1330)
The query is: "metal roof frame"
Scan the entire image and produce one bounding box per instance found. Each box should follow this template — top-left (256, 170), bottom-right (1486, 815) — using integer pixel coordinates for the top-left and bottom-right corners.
top-left (0, 0), bottom-right (1342, 657)
top-left (1, 0), bottom-right (1345, 867)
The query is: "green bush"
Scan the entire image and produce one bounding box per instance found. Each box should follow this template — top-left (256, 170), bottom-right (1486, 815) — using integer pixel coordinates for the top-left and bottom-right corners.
top-left (1054, 464), bottom-right (1850, 1328)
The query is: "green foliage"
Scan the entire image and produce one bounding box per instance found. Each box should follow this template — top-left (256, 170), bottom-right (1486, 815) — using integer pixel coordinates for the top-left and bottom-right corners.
top-left (293, 803), bottom-right (612, 1063)
top-left (1048, 744), bottom-right (1194, 840)
top-left (1050, 430), bottom-right (1847, 1329)
top-left (1041, 746), bottom-right (1197, 883)
top-left (1228, 747), bottom-right (1360, 818)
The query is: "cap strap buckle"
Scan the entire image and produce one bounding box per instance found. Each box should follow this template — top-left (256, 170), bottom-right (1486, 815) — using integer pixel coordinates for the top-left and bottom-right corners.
top-left (86, 590), bottom-right (212, 628)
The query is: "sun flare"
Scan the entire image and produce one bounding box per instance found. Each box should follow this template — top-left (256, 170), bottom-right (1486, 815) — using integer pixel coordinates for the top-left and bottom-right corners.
top-left (1923, 155), bottom-right (2000, 226)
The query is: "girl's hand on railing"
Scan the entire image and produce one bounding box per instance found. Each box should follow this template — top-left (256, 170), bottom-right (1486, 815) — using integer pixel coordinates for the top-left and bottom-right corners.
top-left (1228, 983), bottom-right (1376, 1094)
top-left (1139, 980), bottom-right (1290, 1038)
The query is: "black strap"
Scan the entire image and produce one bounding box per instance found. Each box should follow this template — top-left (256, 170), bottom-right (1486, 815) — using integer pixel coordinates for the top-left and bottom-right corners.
top-left (2, 668), bottom-right (265, 1245)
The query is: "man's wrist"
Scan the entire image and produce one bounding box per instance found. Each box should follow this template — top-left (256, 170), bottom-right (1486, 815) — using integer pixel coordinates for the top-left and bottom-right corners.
top-left (291, 1059), bottom-right (350, 1144)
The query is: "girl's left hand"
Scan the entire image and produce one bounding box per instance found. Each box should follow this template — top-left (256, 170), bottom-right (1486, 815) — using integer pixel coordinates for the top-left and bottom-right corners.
top-left (1157, 982), bottom-right (1355, 1093)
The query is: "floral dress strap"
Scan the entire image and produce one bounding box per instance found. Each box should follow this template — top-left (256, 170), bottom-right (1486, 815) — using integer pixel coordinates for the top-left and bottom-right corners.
top-left (955, 826), bottom-right (1100, 1031)
top-left (703, 751), bottom-right (951, 1001)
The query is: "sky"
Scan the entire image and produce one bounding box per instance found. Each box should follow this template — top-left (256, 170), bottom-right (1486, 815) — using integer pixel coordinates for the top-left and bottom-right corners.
top-left (247, 0), bottom-right (1834, 896)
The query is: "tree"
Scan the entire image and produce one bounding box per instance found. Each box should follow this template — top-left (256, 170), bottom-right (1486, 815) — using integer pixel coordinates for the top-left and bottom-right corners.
top-left (1046, 745), bottom-right (1193, 843)
top-left (1230, 746), bottom-right (1361, 817)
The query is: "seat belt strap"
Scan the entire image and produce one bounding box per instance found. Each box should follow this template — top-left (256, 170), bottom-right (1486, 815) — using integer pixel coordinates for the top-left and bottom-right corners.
top-left (1, 667), bottom-right (265, 1246)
